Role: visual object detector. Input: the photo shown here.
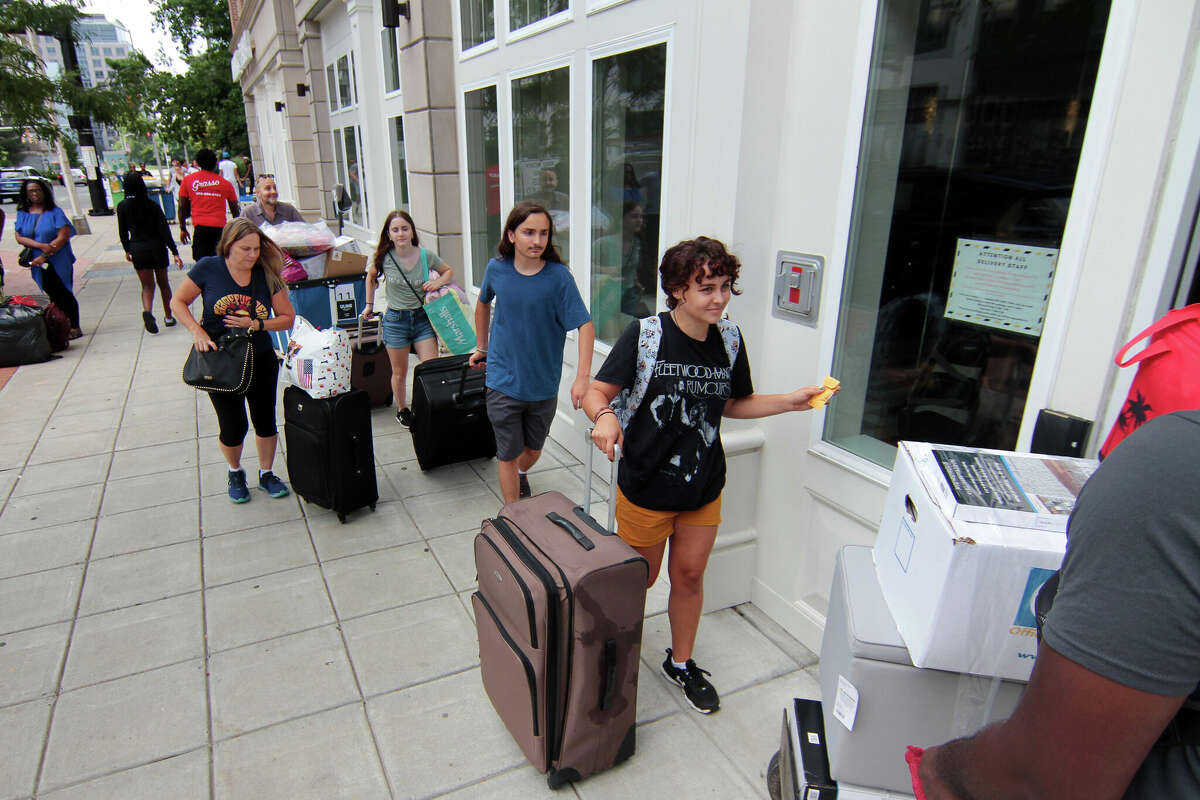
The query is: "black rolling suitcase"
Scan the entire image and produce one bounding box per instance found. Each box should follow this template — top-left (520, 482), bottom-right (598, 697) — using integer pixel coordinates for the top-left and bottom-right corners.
top-left (411, 354), bottom-right (496, 470)
top-left (283, 386), bottom-right (378, 522)
top-left (346, 316), bottom-right (392, 406)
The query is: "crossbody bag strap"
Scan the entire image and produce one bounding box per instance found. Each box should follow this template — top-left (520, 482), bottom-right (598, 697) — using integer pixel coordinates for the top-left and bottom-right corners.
top-left (613, 315), bottom-right (663, 429)
top-left (388, 250), bottom-right (426, 304)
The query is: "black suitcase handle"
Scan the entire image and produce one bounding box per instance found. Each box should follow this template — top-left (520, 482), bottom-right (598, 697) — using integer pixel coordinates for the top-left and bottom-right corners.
top-left (600, 639), bottom-right (617, 710)
top-left (547, 512), bottom-right (594, 551)
top-left (452, 360), bottom-right (485, 404)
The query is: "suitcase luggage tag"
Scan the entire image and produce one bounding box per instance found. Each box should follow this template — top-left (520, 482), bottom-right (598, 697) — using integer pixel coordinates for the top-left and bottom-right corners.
top-left (583, 427), bottom-right (621, 533)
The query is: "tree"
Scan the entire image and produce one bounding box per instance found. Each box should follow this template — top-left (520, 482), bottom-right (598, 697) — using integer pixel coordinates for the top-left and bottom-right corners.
top-left (152, 0), bottom-right (232, 52)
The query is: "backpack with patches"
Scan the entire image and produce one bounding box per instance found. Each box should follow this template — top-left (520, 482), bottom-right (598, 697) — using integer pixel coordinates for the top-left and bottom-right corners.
top-left (611, 314), bottom-right (741, 429)
top-left (1100, 303), bottom-right (1200, 459)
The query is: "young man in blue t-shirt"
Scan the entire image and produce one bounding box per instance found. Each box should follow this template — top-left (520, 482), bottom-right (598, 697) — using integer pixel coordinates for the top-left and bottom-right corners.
top-left (468, 201), bottom-right (594, 503)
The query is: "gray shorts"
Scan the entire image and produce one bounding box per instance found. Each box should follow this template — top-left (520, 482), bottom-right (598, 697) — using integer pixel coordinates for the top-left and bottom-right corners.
top-left (486, 389), bottom-right (557, 462)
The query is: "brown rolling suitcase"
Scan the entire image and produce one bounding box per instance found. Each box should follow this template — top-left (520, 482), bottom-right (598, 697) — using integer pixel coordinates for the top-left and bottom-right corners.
top-left (474, 443), bottom-right (646, 788)
top-left (347, 315), bottom-right (392, 407)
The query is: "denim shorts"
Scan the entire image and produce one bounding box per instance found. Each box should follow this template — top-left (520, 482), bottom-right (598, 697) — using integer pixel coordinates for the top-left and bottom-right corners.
top-left (381, 307), bottom-right (436, 349)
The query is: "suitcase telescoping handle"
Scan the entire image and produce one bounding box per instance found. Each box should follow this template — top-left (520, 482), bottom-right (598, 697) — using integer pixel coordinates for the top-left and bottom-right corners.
top-left (355, 313), bottom-right (383, 350)
top-left (452, 360), bottom-right (485, 404)
top-left (582, 427), bottom-right (621, 533)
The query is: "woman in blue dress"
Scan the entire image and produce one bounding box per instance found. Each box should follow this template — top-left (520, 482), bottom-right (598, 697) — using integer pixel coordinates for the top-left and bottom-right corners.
top-left (12, 178), bottom-right (82, 338)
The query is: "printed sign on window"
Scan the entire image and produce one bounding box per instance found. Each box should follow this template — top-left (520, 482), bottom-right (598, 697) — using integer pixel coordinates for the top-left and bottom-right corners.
top-left (945, 239), bottom-right (1059, 336)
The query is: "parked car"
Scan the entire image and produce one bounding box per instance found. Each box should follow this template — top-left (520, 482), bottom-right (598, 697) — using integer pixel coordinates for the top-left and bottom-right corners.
top-left (0, 166), bottom-right (44, 202)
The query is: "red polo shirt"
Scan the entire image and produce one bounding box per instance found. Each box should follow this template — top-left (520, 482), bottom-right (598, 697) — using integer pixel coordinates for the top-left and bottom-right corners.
top-left (180, 171), bottom-right (238, 227)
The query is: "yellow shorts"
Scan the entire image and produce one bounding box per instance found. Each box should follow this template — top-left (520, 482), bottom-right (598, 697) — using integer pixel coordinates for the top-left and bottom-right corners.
top-left (614, 488), bottom-right (722, 548)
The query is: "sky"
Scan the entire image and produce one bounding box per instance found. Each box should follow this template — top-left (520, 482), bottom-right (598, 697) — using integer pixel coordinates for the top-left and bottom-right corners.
top-left (81, 0), bottom-right (189, 74)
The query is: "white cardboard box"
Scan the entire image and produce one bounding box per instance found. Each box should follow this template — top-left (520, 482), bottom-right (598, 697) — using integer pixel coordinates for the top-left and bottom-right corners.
top-left (873, 442), bottom-right (1094, 681)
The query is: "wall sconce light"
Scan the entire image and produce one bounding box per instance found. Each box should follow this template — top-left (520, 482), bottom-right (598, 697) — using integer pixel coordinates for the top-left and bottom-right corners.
top-left (382, 0), bottom-right (410, 28)
top-left (274, 101), bottom-right (286, 112)
top-left (297, 83), bottom-right (310, 97)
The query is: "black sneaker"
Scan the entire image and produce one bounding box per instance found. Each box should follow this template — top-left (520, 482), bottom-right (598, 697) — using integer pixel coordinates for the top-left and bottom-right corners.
top-left (518, 473), bottom-right (531, 498)
top-left (142, 311), bottom-right (158, 334)
top-left (662, 649), bottom-right (720, 714)
top-left (397, 407), bottom-right (414, 429)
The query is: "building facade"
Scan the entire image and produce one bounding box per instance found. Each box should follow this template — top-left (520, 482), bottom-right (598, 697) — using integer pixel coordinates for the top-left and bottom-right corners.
top-left (234, 0), bottom-right (1200, 654)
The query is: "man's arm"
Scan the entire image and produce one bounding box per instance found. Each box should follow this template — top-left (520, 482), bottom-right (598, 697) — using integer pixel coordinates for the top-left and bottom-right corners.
top-left (178, 196), bottom-right (191, 244)
top-left (919, 642), bottom-right (1185, 800)
top-left (468, 298), bottom-right (491, 368)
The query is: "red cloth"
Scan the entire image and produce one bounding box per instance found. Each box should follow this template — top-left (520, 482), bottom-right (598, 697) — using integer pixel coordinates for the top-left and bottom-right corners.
top-left (179, 171), bottom-right (237, 228)
top-left (907, 746), bottom-right (929, 800)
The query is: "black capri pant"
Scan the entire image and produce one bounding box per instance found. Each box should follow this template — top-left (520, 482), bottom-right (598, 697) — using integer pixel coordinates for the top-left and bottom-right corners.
top-left (208, 345), bottom-right (281, 446)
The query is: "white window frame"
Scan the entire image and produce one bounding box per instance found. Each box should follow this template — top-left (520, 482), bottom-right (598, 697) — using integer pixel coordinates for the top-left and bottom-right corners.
top-left (506, 0), bottom-right (574, 45)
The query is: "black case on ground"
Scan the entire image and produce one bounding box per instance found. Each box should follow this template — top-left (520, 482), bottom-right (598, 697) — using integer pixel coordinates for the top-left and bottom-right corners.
top-left (411, 354), bottom-right (495, 471)
top-left (283, 386), bottom-right (378, 522)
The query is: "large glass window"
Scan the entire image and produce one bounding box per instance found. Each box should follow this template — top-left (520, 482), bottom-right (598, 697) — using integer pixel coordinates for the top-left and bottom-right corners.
top-left (389, 115), bottom-right (410, 211)
top-left (460, 0), bottom-right (494, 50)
top-left (825, 0), bottom-right (1110, 467)
top-left (512, 67), bottom-right (570, 263)
top-left (326, 64), bottom-right (338, 111)
top-left (343, 124), bottom-right (366, 227)
top-left (337, 54), bottom-right (352, 108)
top-left (465, 85), bottom-right (500, 286)
top-left (510, 0), bottom-right (567, 32)
top-left (589, 43), bottom-right (666, 344)
top-left (382, 29), bottom-right (400, 93)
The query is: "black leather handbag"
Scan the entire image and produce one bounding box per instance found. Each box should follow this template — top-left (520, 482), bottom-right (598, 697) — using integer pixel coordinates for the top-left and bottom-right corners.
top-left (17, 247), bottom-right (36, 267)
top-left (182, 330), bottom-right (255, 394)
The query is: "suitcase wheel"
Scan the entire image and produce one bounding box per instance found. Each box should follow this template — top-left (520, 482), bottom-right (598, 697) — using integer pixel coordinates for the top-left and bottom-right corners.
top-left (370, 503), bottom-right (376, 511)
top-left (547, 768), bottom-right (578, 790)
top-left (337, 513), bottom-right (346, 524)
top-left (766, 750), bottom-right (781, 800)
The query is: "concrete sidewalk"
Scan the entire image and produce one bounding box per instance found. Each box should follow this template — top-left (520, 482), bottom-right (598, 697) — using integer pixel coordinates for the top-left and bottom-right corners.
top-left (0, 210), bottom-right (842, 799)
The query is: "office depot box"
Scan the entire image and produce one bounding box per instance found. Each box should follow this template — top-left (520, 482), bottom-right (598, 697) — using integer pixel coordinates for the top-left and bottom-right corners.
top-left (873, 442), bottom-right (1087, 680)
top-left (904, 442), bottom-right (1096, 532)
top-left (821, 547), bottom-right (1023, 793)
top-left (324, 248), bottom-right (368, 278)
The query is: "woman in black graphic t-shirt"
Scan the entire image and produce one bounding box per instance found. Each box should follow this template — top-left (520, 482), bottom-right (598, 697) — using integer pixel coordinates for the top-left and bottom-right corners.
top-left (583, 237), bottom-right (833, 716)
top-left (171, 218), bottom-right (296, 505)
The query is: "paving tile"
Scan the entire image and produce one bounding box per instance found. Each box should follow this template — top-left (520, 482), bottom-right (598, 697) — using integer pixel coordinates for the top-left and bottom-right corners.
top-left (698, 669), bottom-right (823, 799)
top-left (733, 602), bottom-right (819, 669)
top-left (341, 595), bottom-right (478, 697)
top-left (637, 656), bottom-right (684, 724)
top-left (212, 703), bottom-right (390, 800)
top-left (372, 431), bottom-right (416, 465)
top-left (0, 565), bottom-right (83, 634)
top-left (107, 440), bottom-right (199, 482)
top-left (322, 543), bottom-right (455, 619)
top-left (645, 577), bottom-right (671, 618)
top-left (9, 454), bottom-right (112, 497)
top-left (200, 491), bottom-right (304, 536)
top-left (209, 625), bottom-right (359, 740)
top-left (62, 593), bottom-right (203, 691)
top-left (40, 749), bottom-right (209, 800)
top-left (0, 484), bottom-right (103, 534)
top-left (99, 467), bottom-right (198, 517)
top-left (428, 529), bottom-right (479, 591)
top-left (574, 713), bottom-right (757, 798)
top-left (27, 430), bottom-right (116, 465)
top-left (78, 541), bottom-right (200, 616)
top-left (641, 608), bottom-right (797, 696)
top-left (0, 521), bottom-right (93, 579)
top-left (367, 669), bottom-right (526, 798)
top-left (306, 500), bottom-right (421, 561)
top-left (114, 418), bottom-right (197, 450)
top-left (383, 460), bottom-right (486, 499)
top-left (90, 499), bottom-right (198, 558)
top-left (202, 520), bottom-right (316, 586)
top-left (118, 398), bottom-right (196, 429)
top-left (39, 660), bottom-right (207, 793)
top-left (0, 468), bottom-right (19, 501)
top-left (41, 408), bottom-right (123, 438)
top-left (479, 464), bottom-right (600, 506)
top-left (434, 764), bottom-right (566, 799)
top-left (205, 565), bottom-right (335, 652)
top-left (0, 622), bottom-right (70, 706)
top-left (0, 698), bottom-right (53, 800)
top-left (0, 440), bottom-right (35, 471)
top-left (404, 484), bottom-right (500, 539)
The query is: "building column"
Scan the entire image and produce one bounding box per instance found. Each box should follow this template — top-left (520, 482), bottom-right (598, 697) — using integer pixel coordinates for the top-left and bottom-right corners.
top-left (298, 19), bottom-right (339, 225)
top-left (397, 0), bottom-right (463, 267)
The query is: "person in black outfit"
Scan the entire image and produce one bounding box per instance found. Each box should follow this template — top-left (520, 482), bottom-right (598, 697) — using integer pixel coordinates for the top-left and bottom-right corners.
top-left (118, 173), bottom-right (183, 334)
top-left (170, 218), bottom-right (296, 503)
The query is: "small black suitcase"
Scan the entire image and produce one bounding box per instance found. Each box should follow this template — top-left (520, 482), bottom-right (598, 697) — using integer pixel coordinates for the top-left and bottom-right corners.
top-left (345, 316), bottom-right (392, 407)
top-left (411, 354), bottom-right (496, 471)
top-left (283, 386), bottom-right (378, 522)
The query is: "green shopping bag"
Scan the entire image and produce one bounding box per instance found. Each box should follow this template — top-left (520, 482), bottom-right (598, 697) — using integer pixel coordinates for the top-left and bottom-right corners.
top-left (424, 291), bottom-right (476, 355)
